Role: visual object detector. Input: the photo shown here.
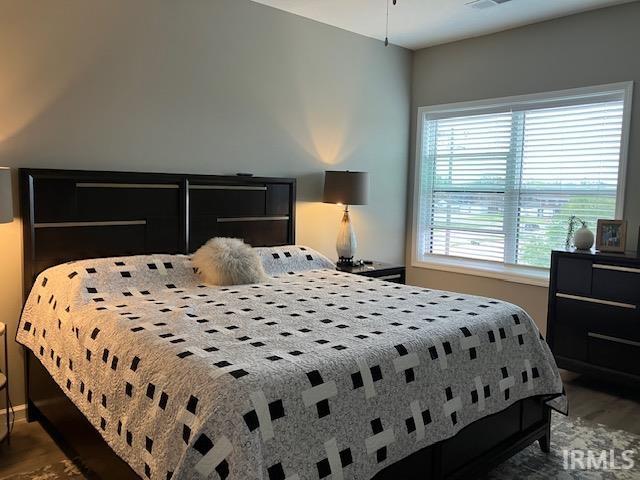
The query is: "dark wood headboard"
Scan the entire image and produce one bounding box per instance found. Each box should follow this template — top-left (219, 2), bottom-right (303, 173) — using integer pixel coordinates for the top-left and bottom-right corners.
top-left (20, 168), bottom-right (296, 296)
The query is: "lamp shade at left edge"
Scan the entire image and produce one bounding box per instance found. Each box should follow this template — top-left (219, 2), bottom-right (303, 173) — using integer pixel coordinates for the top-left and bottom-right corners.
top-left (0, 168), bottom-right (13, 224)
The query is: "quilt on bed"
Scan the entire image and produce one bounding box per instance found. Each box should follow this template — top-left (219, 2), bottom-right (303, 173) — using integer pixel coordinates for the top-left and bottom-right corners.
top-left (17, 250), bottom-right (565, 480)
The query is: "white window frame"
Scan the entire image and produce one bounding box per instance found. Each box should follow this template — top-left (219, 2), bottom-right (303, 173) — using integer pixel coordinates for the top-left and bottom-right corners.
top-left (411, 82), bottom-right (633, 287)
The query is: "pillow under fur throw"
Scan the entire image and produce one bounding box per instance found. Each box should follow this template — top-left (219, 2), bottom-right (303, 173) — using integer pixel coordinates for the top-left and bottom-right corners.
top-left (192, 237), bottom-right (267, 286)
top-left (255, 245), bottom-right (335, 276)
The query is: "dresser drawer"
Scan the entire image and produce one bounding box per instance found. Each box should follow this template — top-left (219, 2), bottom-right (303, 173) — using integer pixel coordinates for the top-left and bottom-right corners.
top-left (556, 295), bottom-right (640, 341)
top-left (549, 251), bottom-right (640, 387)
top-left (553, 322), bottom-right (587, 361)
top-left (587, 333), bottom-right (640, 377)
top-left (592, 263), bottom-right (640, 304)
top-left (556, 257), bottom-right (592, 296)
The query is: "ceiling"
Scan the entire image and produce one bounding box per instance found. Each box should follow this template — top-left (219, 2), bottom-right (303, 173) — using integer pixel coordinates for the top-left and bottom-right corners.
top-left (251, 0), bottom-right (636, 50)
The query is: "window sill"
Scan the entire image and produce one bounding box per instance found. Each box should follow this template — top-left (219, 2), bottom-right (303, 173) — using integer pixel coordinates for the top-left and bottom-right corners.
top-left (411, 255), bottom-right (550, 288)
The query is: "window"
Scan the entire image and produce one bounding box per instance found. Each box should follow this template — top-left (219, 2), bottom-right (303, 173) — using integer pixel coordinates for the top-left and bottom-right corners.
top-left (413, 83), bottom-right (632, 283)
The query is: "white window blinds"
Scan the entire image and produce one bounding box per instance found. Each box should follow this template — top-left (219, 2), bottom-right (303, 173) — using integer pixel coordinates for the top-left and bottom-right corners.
top-left (415, 84), bottom-right (630, 270)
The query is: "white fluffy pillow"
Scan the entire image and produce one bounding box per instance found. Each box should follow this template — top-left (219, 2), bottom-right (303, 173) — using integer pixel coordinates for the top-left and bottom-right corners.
top-left (192, 237), bottom-right (267, 286)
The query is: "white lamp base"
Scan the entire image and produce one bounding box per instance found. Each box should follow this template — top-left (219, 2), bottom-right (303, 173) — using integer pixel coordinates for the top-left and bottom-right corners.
top-left (336, 206), bottom-right (357, 266)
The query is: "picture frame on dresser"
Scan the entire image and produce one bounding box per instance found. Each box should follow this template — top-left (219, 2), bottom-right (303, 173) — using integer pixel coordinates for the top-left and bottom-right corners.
top-left (596, 219), bottom-right (627, 253)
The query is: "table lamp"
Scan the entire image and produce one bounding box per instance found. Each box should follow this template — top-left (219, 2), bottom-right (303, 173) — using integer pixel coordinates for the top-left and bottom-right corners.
top-left (323, 170), bottom-right (369, 266)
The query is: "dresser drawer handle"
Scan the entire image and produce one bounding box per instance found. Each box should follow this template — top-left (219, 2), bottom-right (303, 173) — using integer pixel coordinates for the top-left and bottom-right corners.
top-left (593, 264), bottom-right (640, 274)
top-left (588, 332), bottom-right (640, 348)
top-left (217, 216), bottom-right (289, 223)
top-left (556, 293), bottom-right (636, 310)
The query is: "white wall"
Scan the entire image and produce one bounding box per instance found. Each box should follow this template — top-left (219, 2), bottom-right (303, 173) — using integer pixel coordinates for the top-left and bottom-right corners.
top-left (0, 0), bottom-right (412, 406)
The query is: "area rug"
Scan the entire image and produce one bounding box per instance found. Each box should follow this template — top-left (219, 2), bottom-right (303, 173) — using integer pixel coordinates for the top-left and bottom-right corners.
top-left (489, 413), bottom-right (640, 479)
top-left (1, 458), bottom-right (87, 480)
top-left (3, 414), bottom-right (638, 479)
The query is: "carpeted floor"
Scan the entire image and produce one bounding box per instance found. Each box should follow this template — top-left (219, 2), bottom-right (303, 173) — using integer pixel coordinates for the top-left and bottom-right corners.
top-left (3, 414), bottom-right (639, 479)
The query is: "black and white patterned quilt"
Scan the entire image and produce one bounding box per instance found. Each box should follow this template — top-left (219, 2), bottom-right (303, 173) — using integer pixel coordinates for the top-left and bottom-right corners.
top-left (17, 250), bottom-right (565, 480)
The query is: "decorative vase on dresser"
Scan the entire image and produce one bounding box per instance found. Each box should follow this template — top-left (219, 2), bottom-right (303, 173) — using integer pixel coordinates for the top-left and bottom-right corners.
top-left (547, 250), bottom-right (640, 388)
top-left (573, 225), bottom-right (595, 250)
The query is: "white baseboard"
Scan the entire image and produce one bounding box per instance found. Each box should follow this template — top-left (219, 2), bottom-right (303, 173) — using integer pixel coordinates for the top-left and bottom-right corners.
top-left (0, 403), bottom-right (27, 424)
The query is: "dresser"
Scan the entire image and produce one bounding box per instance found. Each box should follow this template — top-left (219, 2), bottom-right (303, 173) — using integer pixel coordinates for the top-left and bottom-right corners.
top-left (547, 250), bottom-right (640, 387)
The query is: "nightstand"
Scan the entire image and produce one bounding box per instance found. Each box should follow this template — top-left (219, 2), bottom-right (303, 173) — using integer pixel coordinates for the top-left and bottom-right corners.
top-left (337, 262), bottom-right (406, 284)
top-left (0, 322), bottom-right (9, 444)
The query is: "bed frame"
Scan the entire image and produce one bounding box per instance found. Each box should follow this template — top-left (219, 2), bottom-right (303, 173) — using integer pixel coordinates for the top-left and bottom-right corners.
top-left (20, 168), bottom-right (552, 479)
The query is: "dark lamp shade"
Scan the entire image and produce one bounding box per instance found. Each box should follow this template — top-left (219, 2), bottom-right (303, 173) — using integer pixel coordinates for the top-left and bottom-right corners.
top-left (0, 167), bottom-right (12, 224)
top-left (323, 171), bottom-right (369, 206)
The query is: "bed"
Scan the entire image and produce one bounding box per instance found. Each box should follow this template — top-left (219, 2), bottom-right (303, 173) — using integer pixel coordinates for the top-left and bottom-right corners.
top-left (18, 168), bottom-right (565, 479)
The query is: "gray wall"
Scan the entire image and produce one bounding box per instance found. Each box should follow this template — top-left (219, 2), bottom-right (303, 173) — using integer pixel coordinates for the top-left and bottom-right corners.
top-left (408, 2), bottom-right (640, 332)
top-left (0, 0), bottom-right (411, 407)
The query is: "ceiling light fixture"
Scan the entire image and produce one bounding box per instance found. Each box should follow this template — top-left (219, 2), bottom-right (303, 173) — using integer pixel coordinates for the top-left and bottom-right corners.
top-left (385, 0), bottom-right (397, 47)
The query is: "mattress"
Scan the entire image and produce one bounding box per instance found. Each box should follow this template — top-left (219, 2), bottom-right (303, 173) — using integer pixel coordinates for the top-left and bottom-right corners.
top-left (17, 248), bottom-right (565, 480)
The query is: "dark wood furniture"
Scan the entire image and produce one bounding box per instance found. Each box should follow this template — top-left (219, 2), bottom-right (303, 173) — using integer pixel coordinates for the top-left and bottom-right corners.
top-left (337, 262), bottom-right (405, 284)
top-left (21, 168), bottom-right (295, 297)
top-left (547, 249), bottom-right (640, 388)
top-left (21, 168), bottom-right (552, 480)
top-left (0, 321), bottom-right (9, 444)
